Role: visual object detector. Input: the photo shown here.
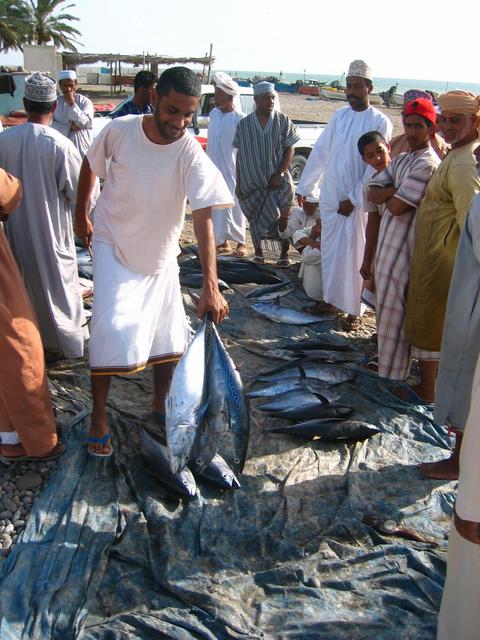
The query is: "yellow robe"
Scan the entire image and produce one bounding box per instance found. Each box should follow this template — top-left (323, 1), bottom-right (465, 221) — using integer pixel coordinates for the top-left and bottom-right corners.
top-left (405, 141), bottom-right (480, 351)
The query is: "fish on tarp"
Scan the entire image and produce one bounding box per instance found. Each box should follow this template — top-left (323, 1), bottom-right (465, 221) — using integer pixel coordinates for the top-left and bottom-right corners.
top-left (252, 302), bottom-right (331, 325)
top-left (76, 250), bottom-right (92, 267)
top-left (194, 453), bottom-right (241, 489)
top-left (165, 316), bottom-right (211, 474)
top-left (257, 363), bottom-right (356, 385)
top-left (294, 350), bottom-right (363, 363)
top-left (245, 281), bottom-right (295, 299)
top-left (282, 337), bottom-right (351, 352)
top-left (269, 403), bottom-right (354, 421)
top-left (247, 377), bottom-right (341, 402)
top-left (78, 265), bottom-right (93, 279)
top-left (179, 273), bottom-right (230, 291)
top-left (269, 419), bottom-right (380, 441)
top-left (257, 390), bottom-right (330, 412)
top-left (181, 257), bottom-right (285, 285)
top-left (206, 322), bottom-right (250, 474)
top-left (140, 428), bottom-right (197, 497)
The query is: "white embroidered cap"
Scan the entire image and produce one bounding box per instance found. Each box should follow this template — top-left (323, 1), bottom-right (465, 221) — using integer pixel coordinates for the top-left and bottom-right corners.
top-left (24, 72), bottom-right (57, 102)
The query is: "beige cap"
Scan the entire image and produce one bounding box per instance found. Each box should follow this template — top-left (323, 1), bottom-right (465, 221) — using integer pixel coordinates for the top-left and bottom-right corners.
top-left (347, 60), bottom-right (373, 81)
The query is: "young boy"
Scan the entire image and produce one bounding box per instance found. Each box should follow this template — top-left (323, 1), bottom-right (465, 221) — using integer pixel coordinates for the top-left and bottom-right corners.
top-left (357, 131), bottom-right (391, 312)
top-left (366, 99), bottom-right (440, 382)
top-left (278, 196), bottom-right (319, 247)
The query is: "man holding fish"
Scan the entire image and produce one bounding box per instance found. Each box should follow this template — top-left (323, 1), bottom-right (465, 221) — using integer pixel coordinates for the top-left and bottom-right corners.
top-left (75, 67), bottom-right (232, 458)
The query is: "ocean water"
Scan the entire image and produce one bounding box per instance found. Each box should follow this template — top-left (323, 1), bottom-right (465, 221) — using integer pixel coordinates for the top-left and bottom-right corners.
top-left (219, 69), bottom-right (480, 96)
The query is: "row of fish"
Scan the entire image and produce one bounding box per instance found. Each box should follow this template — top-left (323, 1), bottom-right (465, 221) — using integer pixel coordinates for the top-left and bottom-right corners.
top-left (179, 255), bottom-right (288, 287)
top-left (249, 334), bottom-right (381, 442)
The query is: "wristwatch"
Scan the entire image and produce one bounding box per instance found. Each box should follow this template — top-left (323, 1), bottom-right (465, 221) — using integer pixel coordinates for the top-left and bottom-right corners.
top-left (277, 171), bottom-right (285, 178)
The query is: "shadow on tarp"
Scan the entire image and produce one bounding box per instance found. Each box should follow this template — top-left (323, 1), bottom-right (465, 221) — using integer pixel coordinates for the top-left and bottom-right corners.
top-left (0, 281), bottom-right (456, 639)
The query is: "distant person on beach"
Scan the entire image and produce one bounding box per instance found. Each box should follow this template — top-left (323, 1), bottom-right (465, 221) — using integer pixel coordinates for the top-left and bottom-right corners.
top-left (0, 168), bottom-right (64, 463)
top-left (366, 99), bottom-right (440, 381)
top-left (110, 70), bottom-right (157, 119)
top-left (296, 59), bottom-right (392, 331)
top-left (437, 341), bottom-right (480, 640)
top-left (51, 69), bottom-right (94, 158)
top-left (399, 91), bottom-right (480, 407)
top-left (0, 73), bottom-right (86, 362)
top-left (234, 81), bottom-right (300, 266)
top-left (389, 89), bottom-right (449, 160)
top-left (75, 66), bottom-right (232, 457)
top-left (207, 72), bottom-right (247, 257)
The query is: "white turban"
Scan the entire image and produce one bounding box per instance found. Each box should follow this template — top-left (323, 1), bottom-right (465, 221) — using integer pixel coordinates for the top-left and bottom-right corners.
top-left (24, 72), bottom-right (57, 103)
top-left (347, 60), bottom-right (373, 81)
top-left (213, 71), bottom-right (239, 97)
top-left (254, 81), bottom-right (275, 96)
top-left (59, 69), bottom-right (77, 81)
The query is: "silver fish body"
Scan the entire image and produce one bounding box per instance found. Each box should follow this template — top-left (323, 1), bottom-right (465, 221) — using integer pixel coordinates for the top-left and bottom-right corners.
top-left (165, 317), bottom-right (210, 474)
top-left (269, 419), bottom-right (380, 441)
top-left (140, 429), bottom-right (197, 497)
top-left (257, 390), bottom-right (329, 412)
top-left (247, 377), bottom-right (341, 401)
top-left (270, 403), bottom-right (353, 421)
top-left (257, 364), bottom-right (355, 385)
top-left (251, 302), bottom-right (331, 325)
top-left (245, 281), bottom-right (294, 299)
top-left (207, 324), bottom-right (250, 474)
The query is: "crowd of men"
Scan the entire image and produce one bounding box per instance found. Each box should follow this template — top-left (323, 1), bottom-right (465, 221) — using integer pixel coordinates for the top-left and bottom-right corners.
top-left (0, 60), bottom-right (479, 638)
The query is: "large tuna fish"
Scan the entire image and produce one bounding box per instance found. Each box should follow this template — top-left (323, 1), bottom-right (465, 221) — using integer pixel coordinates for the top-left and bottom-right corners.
top-left (165, 317), bottom-right (211, 474)
top-left (269, 419), bottom-right (380, 441)
top-left (206, 323), bottom-right (250, 474)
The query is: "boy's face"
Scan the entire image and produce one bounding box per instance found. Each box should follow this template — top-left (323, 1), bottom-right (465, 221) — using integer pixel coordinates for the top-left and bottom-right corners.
top-left (403, 114), bottom-right (431, 151)
top-left (362, 141), bottom-right (390, 172)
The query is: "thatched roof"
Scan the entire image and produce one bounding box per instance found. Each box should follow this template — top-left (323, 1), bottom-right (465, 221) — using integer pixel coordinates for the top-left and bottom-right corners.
top-left (61, 52), bottom-right (213, 66)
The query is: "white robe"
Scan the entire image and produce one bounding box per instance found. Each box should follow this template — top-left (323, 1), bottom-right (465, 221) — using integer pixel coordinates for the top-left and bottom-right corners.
top-left (437, 354), bottom-right (480, 640)
top-left (51, 93), bottom-right (94, 158)
top-left (297, 105), bottom-right (392, 316)
top-left (207, 108), bottom-right (245, 245)
top-left (0, 123), bottom-right (86, 357)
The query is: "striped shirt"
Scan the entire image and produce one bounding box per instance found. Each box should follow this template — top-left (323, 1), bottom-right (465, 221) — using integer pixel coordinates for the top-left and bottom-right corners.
top-left (110, 97), bottom-right (153, 119)
top-left (233, 110), bottom-right (299, 243)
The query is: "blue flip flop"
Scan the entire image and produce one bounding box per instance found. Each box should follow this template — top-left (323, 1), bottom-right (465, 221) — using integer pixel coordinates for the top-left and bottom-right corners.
top-left (87, 433), bottom-right (113, 458)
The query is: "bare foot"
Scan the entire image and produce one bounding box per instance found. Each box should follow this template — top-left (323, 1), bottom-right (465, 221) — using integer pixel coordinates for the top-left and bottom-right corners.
top-left (216, 241), bottom-right (232, 255)
top-left (304, 301), bottom-right (338, 315)
top-left (393, 384), bottom-right (434, 404)
top-left (88, 413), bottom-right (112, 456)
top-left (342, 315), bottom-right (361, 332)
top-left (234, 243), bottom-right (248, 257)
top-left (418, 457), bottom-right (459, 480)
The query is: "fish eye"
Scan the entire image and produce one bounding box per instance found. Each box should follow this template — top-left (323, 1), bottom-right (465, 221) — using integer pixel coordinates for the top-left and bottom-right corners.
top-left (234, 457), bottom-right (240, 463)
top-left (196, 458), bottom-right (202, 464)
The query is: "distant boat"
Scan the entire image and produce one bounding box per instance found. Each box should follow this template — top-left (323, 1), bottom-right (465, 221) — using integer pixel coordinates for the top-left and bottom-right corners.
top-left (275, 82), bottom-right (298, 93)
top-left (299, 85), bottom-right (320, 96)
top-left (320, 87), bottom-right (384, 105)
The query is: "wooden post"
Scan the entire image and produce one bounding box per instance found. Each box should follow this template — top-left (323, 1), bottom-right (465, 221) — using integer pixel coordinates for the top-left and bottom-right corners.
top-left (207, 43), bottom-right (213, 83)
top-left (110, 61), bottom-right (113, 94)
top-left (119, 59), bottom-right (122, 92)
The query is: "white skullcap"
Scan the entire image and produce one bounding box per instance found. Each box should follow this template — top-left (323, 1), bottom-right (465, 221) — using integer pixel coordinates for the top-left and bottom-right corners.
top-left (24, 72), bottom-right (57, 103)
top-left (59, 69), bottom-right (76, 81)
top-left (254, 81), bottom-right (275, 96)
top-left (347, 60), bottom-right (373, 81)
top-left (213, 71), bottom-right (239, 96)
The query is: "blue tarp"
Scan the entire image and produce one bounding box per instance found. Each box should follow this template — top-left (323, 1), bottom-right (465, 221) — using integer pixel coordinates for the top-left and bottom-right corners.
top-left (0, 285), bottom-right (455, 639)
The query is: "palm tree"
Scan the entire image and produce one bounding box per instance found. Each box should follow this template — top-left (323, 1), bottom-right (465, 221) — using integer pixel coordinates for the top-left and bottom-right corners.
top-left (0, 1), bottom-right (29, 52)
top-left (25, 0), bottom-right (81, 52)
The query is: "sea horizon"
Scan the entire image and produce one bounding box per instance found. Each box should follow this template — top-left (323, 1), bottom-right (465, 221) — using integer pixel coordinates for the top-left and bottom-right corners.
top-left (217, 69), bottom-right (480, 96)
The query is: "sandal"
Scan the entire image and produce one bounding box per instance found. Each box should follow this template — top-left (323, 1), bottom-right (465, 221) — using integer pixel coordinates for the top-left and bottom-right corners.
top-left (276, 257), bottom-right (290, 268)
top-left (87, 433), bottom-right (113, 458)
top-left (234, 245), bottom-right (248, 257)
top-left (342, 316), bottom-right (361, 332)
top-left (252, 255), bottom-right (266, 264)
top-left (0, 441), bottom-right (65, 463)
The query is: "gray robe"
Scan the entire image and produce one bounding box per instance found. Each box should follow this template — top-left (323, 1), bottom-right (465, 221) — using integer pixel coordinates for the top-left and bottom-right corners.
top-left (0, 123), bottom-right (87, 357)
top-left (435, 193), bottom-right (480, 429)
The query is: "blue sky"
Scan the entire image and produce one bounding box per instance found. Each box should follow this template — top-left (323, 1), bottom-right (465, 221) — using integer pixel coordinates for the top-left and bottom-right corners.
top-left (1, 0), bottom-right (477, 84)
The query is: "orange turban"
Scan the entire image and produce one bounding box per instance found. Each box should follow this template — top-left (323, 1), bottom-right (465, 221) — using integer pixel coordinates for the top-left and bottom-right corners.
top-left (437, 91), bottom-right (480, 115)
